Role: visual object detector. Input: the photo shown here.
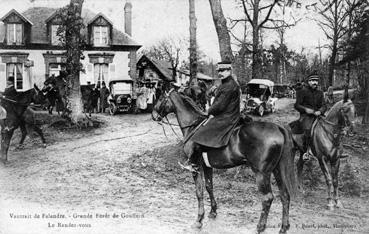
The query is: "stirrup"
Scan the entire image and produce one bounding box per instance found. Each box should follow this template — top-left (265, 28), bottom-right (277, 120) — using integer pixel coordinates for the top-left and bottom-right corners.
top-left (178, 161), bottom-right (199, 173)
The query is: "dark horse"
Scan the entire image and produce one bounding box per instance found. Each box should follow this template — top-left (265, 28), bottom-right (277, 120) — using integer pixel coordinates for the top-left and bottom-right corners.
top-left (152, 88), bottom-right (297, 234)
top-left (42, 75), bottom-right (67, 115)
top-left (0, 85), bottom-right (46, 162)
top-left (291, 88), bottom-right (356, 210)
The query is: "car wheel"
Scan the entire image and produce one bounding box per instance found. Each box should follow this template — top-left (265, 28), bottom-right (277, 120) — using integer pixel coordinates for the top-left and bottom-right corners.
top-left (258, 105), bottom-right (264, 117)
top-left (109, 103), bottom-right (117, 115)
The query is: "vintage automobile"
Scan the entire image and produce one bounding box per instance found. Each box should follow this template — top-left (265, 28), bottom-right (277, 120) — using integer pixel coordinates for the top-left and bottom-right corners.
top-left (108, 79), bottom-right (135, 115)
top-left (244, 79), bottom-right (278, 116)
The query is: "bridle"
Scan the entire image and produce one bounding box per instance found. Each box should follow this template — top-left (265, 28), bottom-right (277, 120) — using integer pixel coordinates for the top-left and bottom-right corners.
top-left (155, 88), bottom-right (206, 141)
top-left (313, 104), bottom-right (354, 143)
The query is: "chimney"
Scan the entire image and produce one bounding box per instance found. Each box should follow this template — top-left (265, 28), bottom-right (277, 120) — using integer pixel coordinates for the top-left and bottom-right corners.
top-left (124, 0), bottom-right (132, 36)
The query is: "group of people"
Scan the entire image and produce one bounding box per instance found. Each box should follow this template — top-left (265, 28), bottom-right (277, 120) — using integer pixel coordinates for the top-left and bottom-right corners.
top-left (136, 82), bottom-right (157, 112)
top-left (179, 61), bottom-right (328, 172)
top-left (83, 81), bottom-right (110, 116)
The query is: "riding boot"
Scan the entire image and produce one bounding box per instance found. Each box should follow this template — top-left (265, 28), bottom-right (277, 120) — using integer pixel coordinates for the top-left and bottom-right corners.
top-left (179, 155), bottom-right (199, 173)
top-left (302, 133), bottom-right (313, 161)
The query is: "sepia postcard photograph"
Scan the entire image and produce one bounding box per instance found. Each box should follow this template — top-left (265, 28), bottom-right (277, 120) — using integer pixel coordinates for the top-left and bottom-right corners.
top-left (0, 0), bottom-right (368, 233)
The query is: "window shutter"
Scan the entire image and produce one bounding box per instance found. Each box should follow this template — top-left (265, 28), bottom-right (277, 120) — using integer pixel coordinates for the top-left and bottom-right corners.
top-left (108, 63), bottom-right (115, 83)
top-left (0, 63), bottom-right (6, 92)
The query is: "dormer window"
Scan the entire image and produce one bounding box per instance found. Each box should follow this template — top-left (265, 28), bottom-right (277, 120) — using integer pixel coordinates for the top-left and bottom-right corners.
top-left (88, 13), bottom-right (112, 47)
top-left (7, 23), bottom-right (23, 45)
top-left (93, 26), bottom-right (109, 46)
top-left (51, 24), bottom-right (63, 45)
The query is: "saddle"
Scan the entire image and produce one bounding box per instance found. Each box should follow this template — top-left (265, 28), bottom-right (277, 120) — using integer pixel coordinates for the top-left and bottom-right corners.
top-left (289, 120), bottom-right (304, 134)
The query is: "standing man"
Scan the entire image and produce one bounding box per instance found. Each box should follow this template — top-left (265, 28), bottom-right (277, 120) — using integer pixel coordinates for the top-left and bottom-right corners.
top-left (294, 72), bottom-right (327, 160)
top-left (99, 81), bottom-right (109, 113)
top-left (182, 61), bottom-right (241, 172)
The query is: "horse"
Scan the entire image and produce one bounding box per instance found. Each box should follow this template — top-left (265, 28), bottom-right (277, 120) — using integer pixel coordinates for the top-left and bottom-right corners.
top-left (42, 75), bottom-right (67, 115)
top-left (290, 88), bottom-right (356, 210)
top-left (0, 85), bottom-right (47, 162)
top-left (152, 88), bottom-right (297, 234)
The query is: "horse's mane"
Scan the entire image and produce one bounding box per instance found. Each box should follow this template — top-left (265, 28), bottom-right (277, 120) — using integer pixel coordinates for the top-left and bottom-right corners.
top-left (325, 99), bottom-right (353, 120)
top-left (178, 92), bottom-right (207, 117)
top-left (16, 88), bottom-right (36, 105)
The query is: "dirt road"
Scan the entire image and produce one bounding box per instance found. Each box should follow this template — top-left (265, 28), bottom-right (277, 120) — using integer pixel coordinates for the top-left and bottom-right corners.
top-left (0, 98), bottom-right (368, 234)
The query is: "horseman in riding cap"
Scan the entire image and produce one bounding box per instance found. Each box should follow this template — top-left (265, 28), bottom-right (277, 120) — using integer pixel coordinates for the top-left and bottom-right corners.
top-left (181, 61), bottom-right (241, 172)
top-left (294, 72), bottom-right (327, 160)
top-left (3, 76), bottom-right (18, 98)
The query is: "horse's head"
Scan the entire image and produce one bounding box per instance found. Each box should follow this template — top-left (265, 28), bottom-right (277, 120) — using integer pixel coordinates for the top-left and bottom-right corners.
top-left (340, 100), bottom-right (356, 134)
top-left (152, 88), bottom-right (176, 122)
top-left (32, 84), bottom-right (47, 105)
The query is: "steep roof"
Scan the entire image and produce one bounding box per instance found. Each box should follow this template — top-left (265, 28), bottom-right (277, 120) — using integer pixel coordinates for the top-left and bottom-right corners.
top-left (0, 9), bottom-right (33, 25)
top-left (137, 55), bottom-right (174, 81)
top-left (0, 7), bottom-right (140, 47)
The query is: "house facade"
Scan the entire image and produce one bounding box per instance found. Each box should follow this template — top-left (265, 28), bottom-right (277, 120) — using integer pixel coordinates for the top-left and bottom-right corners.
top-left (0, 2), bottom-right (140, 92)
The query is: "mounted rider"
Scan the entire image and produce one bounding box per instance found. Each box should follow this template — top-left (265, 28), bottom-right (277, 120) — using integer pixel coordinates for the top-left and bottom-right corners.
top-left (3, 76), bottom-right (18, 98)
top-left (294, 72), bottom-right (327, 160)
top-left (182, 61), bottom-right (241, 172)
top-left (0, 76), bottom-right (18, 121)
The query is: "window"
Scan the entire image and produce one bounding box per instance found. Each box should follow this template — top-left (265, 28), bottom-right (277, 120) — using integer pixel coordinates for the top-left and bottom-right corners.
top-left (7, 23), bottom-right (23, 45)
top-left (49, 63), bottom-right (66, 77)
top-left (6, 63), bottom-right (23, 89)
top-left (93, 26), bottom-right (108, 46)
top-left (94, 63), bottom-right (108, 85)
top-left (51, 25), bottom-right (63, 45)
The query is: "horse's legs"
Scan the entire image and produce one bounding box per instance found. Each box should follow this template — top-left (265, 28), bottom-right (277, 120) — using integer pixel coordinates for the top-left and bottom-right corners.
top-left (19, 122), bottom-right (27, 146)
top-left (192, 165), bottom-right (205, 228)
top-left (296, 149), bottom-right (305, 192)
top-left (256, 171), bottom-right (273, 234)
top-left (29, 124), bottom-right (46, 145)
top-left (317, 156), bottom-right (335, 210)
top-left (1, 128), bottom-right (15, 162)
top-left (203, 164), bottom-right (217, 219)
top-left (273, 168), bottom-right (290, 234)
top-left (330, 156), bottom-right (342, 208)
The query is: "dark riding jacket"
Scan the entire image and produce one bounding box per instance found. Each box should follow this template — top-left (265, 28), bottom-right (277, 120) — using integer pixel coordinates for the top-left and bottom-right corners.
top-left (191, 76), bottom-right (241, 148)
top-left (294, 86), bottom-right (327, 131)
top-left (3, 85), bottom-right (18, 98)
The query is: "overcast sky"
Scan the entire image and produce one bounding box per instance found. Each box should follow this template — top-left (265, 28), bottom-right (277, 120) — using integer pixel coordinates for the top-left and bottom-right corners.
top-left (0, 0), bottom-right (328, 61)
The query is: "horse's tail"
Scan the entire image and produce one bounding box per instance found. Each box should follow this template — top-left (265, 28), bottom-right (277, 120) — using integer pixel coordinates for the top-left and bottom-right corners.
top-left (278, 125), bottom-right (297, 199)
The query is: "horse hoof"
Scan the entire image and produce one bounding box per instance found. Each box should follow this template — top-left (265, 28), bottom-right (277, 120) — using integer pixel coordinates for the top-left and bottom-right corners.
top-left (327, 204), bottom-right (335, 210)
top-left (191, 221), bottom-right (202, 229)
top-left (208, 212), bottom-right (217, 219)
top-left (279, 223), bottom-right (290, 234)
top-left (256, 224), bottom-right (266, 234)
top-left (335, 200), bottom-right (343, 209)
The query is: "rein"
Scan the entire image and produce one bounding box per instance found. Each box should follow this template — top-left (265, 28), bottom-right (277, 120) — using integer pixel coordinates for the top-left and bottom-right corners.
top-left (156, 88), bottom-right (206, 142)
top-left (0, 96), bottom-right (29, 106)
top-left (312, 112), bottom-right (349, 145)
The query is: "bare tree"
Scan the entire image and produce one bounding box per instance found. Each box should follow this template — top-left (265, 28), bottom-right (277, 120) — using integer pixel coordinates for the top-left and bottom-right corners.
top-left (208, 0), bottom-right (234, 62)
top-left (209, 0), bottom-right (298, 80)
top-left (189, 0), bottom-right (198, 85)
top-left (314, 0), bottom-right (364, 86)
top-left (56, 0), bottom-right (86, 124)
top-left (141, 37), bottom-right (187, 80)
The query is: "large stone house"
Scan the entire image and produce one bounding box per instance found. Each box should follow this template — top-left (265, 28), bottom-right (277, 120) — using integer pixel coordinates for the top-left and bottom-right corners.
top-left (0, 2), bottom-right (141, 92)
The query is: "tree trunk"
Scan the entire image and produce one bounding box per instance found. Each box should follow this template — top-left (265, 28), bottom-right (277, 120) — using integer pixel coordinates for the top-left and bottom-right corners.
top-left (208, 0), bottom-right (234, 62)
top-left (251, 0), bottom-right (262, 80)
top-left (67, 0), bottom-right (85, 124)
top-left (328, 39), bottom-right (338, 86)
top-left (189, 0), bottom-right (197, 85)
top-left (363, 92), bottom-right (369, 124)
